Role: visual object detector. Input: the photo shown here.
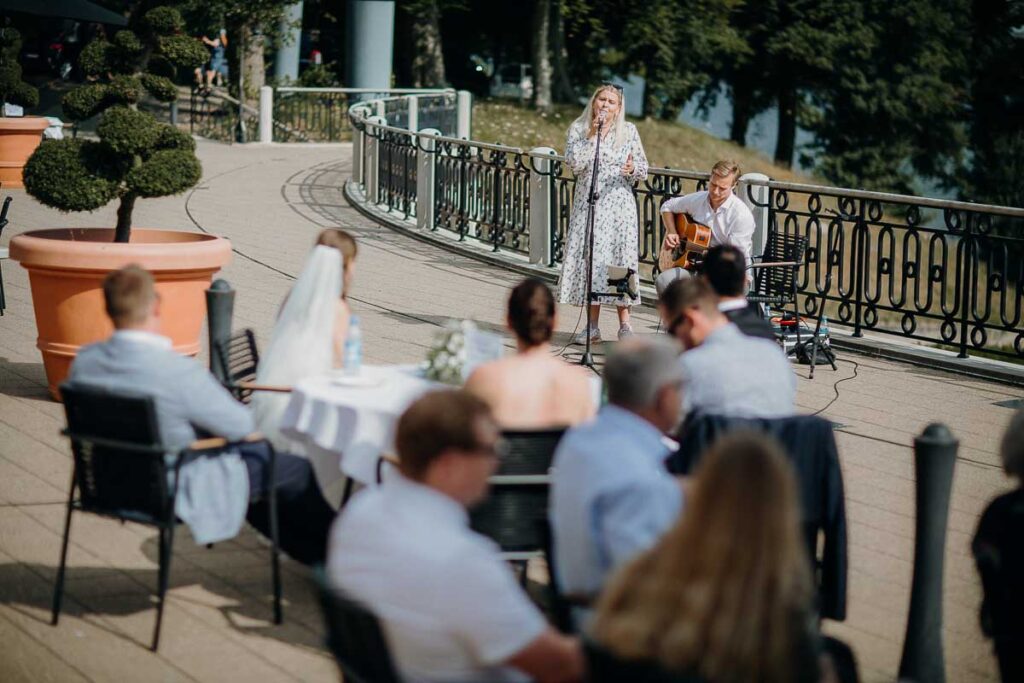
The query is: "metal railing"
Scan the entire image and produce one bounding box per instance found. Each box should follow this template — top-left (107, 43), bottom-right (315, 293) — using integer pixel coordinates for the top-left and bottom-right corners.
top-left (348, 98), bottom-right (1024, 362)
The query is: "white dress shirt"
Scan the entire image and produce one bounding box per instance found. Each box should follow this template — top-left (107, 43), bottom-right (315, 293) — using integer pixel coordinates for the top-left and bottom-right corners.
top-left (661, 191), bottom-right (756, 263)
top-left (327, 474), bottom-right (547, 683)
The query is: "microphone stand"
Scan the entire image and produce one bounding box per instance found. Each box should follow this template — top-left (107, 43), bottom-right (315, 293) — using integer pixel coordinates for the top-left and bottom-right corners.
top-left (579, 114), bottom-right (605, 369)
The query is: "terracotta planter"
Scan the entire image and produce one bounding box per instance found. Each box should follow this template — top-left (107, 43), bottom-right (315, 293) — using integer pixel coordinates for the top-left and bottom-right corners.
top-left (0, 117), bottom-right (49, 189)
top-left (10, 228), bottom-right (232, 399)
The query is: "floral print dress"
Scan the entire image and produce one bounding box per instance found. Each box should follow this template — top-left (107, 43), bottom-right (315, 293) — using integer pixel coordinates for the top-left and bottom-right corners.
top-left (558, 120), bottom-right (649, 307)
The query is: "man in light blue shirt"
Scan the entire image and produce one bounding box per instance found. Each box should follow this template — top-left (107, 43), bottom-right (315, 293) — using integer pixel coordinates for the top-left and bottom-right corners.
top-left (661, 277), bottom-right (795, 418)
top-left (550, 338), bottom-right (685, 609)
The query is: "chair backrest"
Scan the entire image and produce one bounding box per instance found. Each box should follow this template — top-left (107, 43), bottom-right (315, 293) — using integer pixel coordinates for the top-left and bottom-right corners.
top-left (584, 637), bottom-right (706, 683)
top-left (318, 581), bottom-right (402, 683)
top-left (469, 428), bottom-right (567, 552)
top-left (752, 230), bottom-right (808, 303)
top-left (0, 196), bottom-right (11, 236)
top-left (60, 383), bottom-right (173, 522)
top-left (215, 328), bottom-right (259, 404)
top-left (669, 412), bottom-right (847, 621)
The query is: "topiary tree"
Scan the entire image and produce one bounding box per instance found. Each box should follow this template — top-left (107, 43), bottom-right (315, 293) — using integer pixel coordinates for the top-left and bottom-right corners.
top-left (0, 25), bottom-right (40, 115)
top-left (23, 7), bottom-right (208, 243)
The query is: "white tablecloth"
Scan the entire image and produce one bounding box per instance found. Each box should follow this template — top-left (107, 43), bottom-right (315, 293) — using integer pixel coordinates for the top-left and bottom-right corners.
top-left (279, 365), bottom-right (442, 504)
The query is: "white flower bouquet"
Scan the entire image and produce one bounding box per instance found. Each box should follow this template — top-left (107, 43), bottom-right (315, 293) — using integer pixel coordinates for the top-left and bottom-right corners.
top-left (423, 320), bottom-right (476, 385)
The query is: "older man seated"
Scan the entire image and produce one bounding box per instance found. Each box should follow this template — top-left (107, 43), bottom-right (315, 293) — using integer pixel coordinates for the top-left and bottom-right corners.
top-left (328, 390), bottom-right (583, 683)
top-left (661, 277), bottom-right (795, 419)
top-left (549, 338), bottom-right (685, 620)
top-left (65, 266), bottom-right (335, 563)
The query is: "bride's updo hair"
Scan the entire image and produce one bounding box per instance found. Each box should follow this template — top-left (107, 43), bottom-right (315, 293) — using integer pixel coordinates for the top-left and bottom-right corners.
top-left (316, 228), bottom-right (358, 270)
top-left (508, 278), bottom-right (555, 347)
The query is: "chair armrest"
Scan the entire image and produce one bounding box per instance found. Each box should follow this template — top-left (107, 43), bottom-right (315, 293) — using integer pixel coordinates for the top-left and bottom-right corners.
top-left (236, 381), bottom-right (292, 393)
top-left (187, 432), bottom-right (267, 452)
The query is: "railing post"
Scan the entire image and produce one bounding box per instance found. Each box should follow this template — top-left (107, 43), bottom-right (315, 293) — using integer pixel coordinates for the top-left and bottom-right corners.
top-left (205, 279), bottom-right (235, 383)
top-left (365, 115), bottom-right (386, 204)
top-left (169, 100), bottom-right (178, 126)
top-left (374, 100), bottom-right (385, 119)
top-left (351, 104), bottom-right (369, 186)
top-left (957, 216), bottom-right (974, 358)
top-left (259, 86), bottom-right (274, 143)
top-left (899, 423), bottom-right (958, 683)
top-left (406, 94), bottom-right (418, 133)
top-left (529, 147), bottom-right (555, 265)
top-left (417, 128), bottom-right (440, 231)
top-left (852, 201), bottom-right (867, 337)
top-left (456, 90), bottom-right (472, 139)
top-left (739, 172), bottom-right (770, 259)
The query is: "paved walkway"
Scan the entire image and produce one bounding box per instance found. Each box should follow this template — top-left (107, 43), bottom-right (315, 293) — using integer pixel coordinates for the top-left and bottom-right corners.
top-left (0, 140), bottom-right (1018, 682)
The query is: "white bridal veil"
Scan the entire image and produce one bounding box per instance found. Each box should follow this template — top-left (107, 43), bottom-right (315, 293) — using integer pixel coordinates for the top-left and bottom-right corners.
top-left (251, 245), bottom-right (343, 452)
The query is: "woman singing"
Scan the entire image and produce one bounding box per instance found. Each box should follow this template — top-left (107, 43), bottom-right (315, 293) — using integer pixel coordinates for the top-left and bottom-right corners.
top-left (558, 83), bottom-right (648, 343)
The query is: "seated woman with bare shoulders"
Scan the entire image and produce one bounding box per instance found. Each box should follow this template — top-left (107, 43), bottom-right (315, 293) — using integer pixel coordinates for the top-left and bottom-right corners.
top-left (466, 278), bottom-right (595, 429)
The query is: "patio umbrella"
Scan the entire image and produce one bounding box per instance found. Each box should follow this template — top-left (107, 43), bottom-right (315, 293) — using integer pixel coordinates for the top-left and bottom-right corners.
top-left (0, 0), bottom-right (127, 26)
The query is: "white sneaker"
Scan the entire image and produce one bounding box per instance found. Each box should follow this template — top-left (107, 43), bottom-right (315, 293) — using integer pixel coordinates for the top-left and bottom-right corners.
top-left (572, 327), bottom-right (601, 345)
top-left (617, 324), bottom-right (634, 340)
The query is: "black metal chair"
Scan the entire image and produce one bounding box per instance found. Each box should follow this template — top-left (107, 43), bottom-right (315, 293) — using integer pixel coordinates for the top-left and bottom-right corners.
top-left (469, 428), bottom-right (567, 563)
top-left (213, 327), bottom-right (291, 404)
top-left (538, 516), bottom-right (577, 634)
top-left (318, 579), bottom-right (402, 683)
top-left (584, 637), bottom-right (707, 683)
top-left (53, 384), bottom-right (283, 651)
top-left (748, 229), bottom-right (809, 323)
top-left (0, 196), bottom-right (13, 316)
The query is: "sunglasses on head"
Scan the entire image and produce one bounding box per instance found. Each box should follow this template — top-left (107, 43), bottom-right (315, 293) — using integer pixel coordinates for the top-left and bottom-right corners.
top-left (600, 82), bottom-right (624, 92)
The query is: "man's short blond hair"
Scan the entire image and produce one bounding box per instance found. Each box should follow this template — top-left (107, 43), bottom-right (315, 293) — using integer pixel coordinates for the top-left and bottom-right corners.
top-left (103, 265), bottom-right (156, 328)
top-left (711, 159), bottom-right (741, 183)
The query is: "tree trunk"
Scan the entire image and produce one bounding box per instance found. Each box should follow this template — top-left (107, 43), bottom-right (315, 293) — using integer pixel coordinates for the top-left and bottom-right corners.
top-left (239, 22), bottom-right (265, 107)
top-left (410, 0), bottom-right (446, 87)
top-left (531, 0), bottom-right (552, 111)
top-left (549, 0), bottom-right (575, 103)
top-left (730, 84), bottom-right (752, 146)
top-left (114, 194), bottom-right (137, 243)
top-left (774, 83), bottom-right (797, 168)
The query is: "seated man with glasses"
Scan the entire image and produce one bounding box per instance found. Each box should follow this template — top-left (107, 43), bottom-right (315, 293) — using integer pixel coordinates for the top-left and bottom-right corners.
top-left (549, 338), bottom-right (686, 626)
top-left (660, 277), bottom-right (795, 419)
top-left (328, 389), bottom-right (583, 683)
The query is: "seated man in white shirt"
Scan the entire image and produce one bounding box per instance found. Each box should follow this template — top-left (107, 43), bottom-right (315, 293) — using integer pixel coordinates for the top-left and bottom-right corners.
top-left (550, 337), bottom-right (685, 620)
top-left (655, 159), bottom-right (755, 297)
top-left (662, 277), bottom-right (795, 419)
top-left (328, 389), bottom-right (583, 683)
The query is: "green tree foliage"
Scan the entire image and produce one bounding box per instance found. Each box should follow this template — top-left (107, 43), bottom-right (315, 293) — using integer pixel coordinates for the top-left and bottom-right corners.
top-left (0, 26), bottom-right (40, 114)
top-left (801, 0), bottom-right (969, 193)
top-left (22, 7), bottom-right (205, 243)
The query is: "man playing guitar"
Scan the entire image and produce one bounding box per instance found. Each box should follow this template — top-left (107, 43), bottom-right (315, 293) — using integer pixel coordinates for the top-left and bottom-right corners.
top-left (655, 160), bottom-right (756, 296)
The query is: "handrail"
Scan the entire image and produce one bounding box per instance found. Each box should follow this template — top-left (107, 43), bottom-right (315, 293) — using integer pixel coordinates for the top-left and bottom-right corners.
top-left (277, 86), bottom-right (455, 94)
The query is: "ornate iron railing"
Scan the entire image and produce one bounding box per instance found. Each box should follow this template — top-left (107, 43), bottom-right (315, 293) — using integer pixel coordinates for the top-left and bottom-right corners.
top-left (753, 182), bottom-right (1024, 360)
top-left (351, 107), bottom-right (1024, 362)
top-left (274, 89), bottom-right (350, 141)
top-left (433, 137), bottom-right (531, 253)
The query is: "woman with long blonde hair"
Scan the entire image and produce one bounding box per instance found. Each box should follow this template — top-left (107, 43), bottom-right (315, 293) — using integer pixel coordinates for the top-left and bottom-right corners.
top-left (558, 83), bottom-right (648, 343)
top-left (591, 433), bottom-right (822, 683)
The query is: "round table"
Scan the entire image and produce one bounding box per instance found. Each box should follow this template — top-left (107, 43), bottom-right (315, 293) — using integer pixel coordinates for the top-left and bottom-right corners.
top-left (279, 364), bottom-right (442, 506)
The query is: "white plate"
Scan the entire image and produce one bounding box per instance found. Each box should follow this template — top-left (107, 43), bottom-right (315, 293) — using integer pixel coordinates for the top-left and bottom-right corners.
top-left (329, 372), bottom-right (386, 388)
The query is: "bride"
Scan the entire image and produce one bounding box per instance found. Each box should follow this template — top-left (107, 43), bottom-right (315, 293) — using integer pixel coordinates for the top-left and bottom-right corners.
top-left (251, 229), bottom-right (358, 454)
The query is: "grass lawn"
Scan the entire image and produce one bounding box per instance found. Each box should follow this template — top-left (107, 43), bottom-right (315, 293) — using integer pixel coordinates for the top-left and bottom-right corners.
top-left (470, 98), bottom-right (815, 183)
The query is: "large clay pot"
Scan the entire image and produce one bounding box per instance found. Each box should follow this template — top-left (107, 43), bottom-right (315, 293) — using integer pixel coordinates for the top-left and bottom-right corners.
top-left (0, 117), bottom-right (49, 189)
top-left (10, 228), bottom-right (232, 399)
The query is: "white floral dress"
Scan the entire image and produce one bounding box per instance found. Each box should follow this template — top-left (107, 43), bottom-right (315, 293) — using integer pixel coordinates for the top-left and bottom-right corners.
top-left (557, 121), bottom-right (649, 307)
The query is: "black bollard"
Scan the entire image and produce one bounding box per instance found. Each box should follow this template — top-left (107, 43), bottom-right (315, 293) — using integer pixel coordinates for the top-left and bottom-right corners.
top-left (899, 423), bottom-right (958, 683)
top-left (205, 279), bottom-right (235, 383)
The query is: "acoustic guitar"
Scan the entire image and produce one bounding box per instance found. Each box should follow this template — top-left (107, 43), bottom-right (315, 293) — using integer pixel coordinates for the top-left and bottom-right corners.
top-left (658, 212), bottom-right (712, 273)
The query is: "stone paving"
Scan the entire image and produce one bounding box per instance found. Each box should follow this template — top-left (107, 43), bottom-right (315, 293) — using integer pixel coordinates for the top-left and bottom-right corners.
top-left (0, 140), bottom-right (1019, 682)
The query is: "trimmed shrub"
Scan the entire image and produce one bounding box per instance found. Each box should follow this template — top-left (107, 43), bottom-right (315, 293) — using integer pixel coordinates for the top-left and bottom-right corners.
top-left (0, 27), bottom-right (39, 112)
top-left (24, 7), bottom-right (205, 243)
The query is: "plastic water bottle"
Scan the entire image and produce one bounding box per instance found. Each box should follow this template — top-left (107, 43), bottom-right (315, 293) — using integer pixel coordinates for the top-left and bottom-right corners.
top-left (343, 315), bottom-right (362, 376)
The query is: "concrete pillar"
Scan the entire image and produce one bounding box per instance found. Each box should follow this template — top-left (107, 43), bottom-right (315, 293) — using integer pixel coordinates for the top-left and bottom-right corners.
top-left (374, 100), bottom-right (386, 119)
top-left (406, 94), bottom-right (418, 132)
top-left (351, 109), bottom-right (365, 185)
top-left (274, 1), bottom-right (304, 82)
top-left (365, 115), bottom-right (386, 203)
top-left (205, 279), bottom-right (235, 382)
top-left (739, 172), bottom-right (770, 257)
top-left (529, 147), bottom-right (556, 265)
top-left (258, 86), bottom-right (274, 143)
top-left (416, 128), bottom-right (441, 231)
top-left (346, 1), bottom-right (395, 92)
top-left (456, 90), bottom-right (472, 138)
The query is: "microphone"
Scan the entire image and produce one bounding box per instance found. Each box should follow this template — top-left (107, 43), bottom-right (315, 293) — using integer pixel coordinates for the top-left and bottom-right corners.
top-left (597, 109), bottom-right (606, 127)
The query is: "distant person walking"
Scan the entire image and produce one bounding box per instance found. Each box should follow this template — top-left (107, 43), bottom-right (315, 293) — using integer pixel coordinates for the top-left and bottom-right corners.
top-left (194, 27), bottom-right (228, 92)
